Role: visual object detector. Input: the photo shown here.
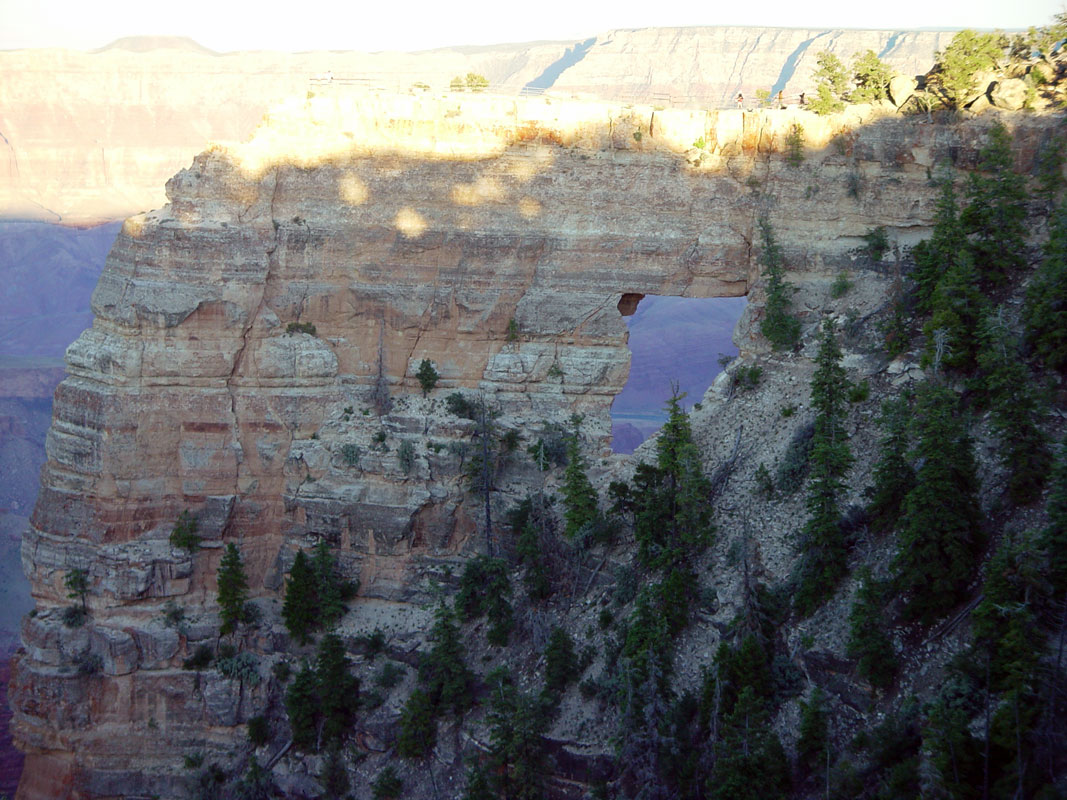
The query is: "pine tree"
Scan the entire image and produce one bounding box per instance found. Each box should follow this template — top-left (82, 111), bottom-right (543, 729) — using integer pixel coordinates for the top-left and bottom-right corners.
top-left (483, 670), bottom-right (551, 800)
top-left (893, 383), bottom-right (983, 624)
top-left (922, 251), bottom-right (989, 372)
top-left (864, 396), bottom-right (915, 534)
top-left (419, 604), bottom-right (474, 716)
top-left (911, 179), bottom-right (965, 313)
top-left (809, 50), bottom-right (849, 113)
top-left (1023, 201), bottom-right (1067, 374)
top-left (846, 567), bottom-right (897, 690)
top-left (797, 687), bottom-right (829, 769)
top-left (850, 50), bottom-right (892, 102)
top-left (282, 551), bottom-right (317, 645)
top-left (961, 120), bottom-right (1028, 286)
top-left (320, 746), bottom-right (350, 800)
top-left (217, 542), bottom-right (249, 635)
top-left (977, 310), bottom-right (1050, 505)
top-left (561, 422), bottom-right (599, 540)
top-left (316, 633), bottom-right (358, 746)
top-left (1042, 439), bottom-right (1067, 596)
top-left (710, 686), bottom-right (790, 800)
top-left (285, 662), bottom-right (320, 750)
top-left (758, 217), bottom-right (800, 350)
top-left (633, 392), bottom-right (713, 569)
top-left (397, 688), bottom-right (437, 759)
top-left (311, 541), bottom-right (345, 628)
top-left (795, 319), bottom-right (853, 616)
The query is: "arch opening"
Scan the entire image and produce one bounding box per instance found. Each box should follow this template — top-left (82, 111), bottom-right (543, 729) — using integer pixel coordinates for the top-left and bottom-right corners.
top-left (611, 294), bottom-right (747, 455)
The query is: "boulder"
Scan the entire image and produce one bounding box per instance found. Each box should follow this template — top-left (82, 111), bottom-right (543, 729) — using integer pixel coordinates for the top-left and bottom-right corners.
top-left (990, 78), bottom-right (1029, 111)
top-left (888, 75), bottom-right (917, 108)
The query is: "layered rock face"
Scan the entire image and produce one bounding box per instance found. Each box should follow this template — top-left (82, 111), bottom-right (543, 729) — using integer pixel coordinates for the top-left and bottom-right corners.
top-left (550, 26), bottom-right (957, 105)
top-left (0, 27), bottom-right (953, 224)
top-left (11, 92), bottom-right (1057, 797)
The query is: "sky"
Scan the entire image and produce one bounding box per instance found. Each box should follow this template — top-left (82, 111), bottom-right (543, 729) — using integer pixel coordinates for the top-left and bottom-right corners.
top-left (0, 0), bottom-right (1062, 53)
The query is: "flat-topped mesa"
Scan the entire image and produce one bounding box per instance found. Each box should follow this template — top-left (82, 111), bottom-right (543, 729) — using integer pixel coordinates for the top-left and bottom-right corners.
top-left (12, 93), bottom-right (1058, 798)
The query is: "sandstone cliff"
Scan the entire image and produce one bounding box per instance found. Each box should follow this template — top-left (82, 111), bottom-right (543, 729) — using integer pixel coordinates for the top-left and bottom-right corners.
top-left (0, 27), bottom-right (953, 224)
top-left (10, 87), bottom-right (1060, 797)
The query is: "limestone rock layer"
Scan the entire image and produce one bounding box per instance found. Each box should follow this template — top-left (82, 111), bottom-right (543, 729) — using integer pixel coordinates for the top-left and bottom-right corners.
top-left (11, 93), bottom-right (1057, 798)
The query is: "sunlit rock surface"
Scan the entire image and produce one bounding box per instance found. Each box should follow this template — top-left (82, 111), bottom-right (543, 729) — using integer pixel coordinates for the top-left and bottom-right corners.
top-left (11, 91), bottom-right (1058, 798)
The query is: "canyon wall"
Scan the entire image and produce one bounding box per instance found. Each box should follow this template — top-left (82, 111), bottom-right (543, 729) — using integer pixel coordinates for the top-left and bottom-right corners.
top-left (0, 27), bottom-right (953, 224)
top-left (9, 91), bottom-right (1060, 797)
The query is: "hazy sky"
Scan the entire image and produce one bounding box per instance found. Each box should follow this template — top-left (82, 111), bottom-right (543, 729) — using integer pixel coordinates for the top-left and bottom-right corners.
top-left (1, 0), bottom-right (1062, 52)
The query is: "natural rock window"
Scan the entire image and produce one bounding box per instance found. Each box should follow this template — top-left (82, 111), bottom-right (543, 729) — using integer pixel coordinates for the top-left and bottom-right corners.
top-left (611, 295), bottom-right (746, 454)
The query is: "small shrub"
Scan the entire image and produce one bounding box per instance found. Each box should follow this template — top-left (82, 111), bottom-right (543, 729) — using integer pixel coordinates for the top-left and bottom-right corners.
top-left (357, 628), bottom-right (387, 659)
top-left (831, 272), bottom-right (852, 299)
top-left (285, 321), bottom-right (317, 336)
top-left (183, 644), bottom-right (213, 671)
top-left (272, 661), bottom-right (292, 682)
top-left (247, 715), bottom-right (270, 747)
top-left (693, 136), bottom-right (707, 150)
top-left (162, 600), bottom-right (186, 629)
top-left (506, 318), bottom-right (520, 341)
top-left (780, 404), bottom-right (796, 418)
top-left (372, 766), bottom-right (403, 800)
top-left (633, 130), bottom-right (643, 142)
top-left (169, 510), bottom-right (201, 552)
top-left (61, 606), bottom-right (86, 628)
top-left (755, 462), bottom-right (776, 499)
top-left (598, 609), bottom-right (614, 629)
top-left (398, 440), bottom-right (416, 474)
top-left (465, 73), bottom-right (489, 92)
top-left (784, 123), bottom-right (805, 167)
top-left (375, 661), bottom-right (406, 689)
top-left (863, 226), bottom-right (889, 260)
top-left (183, 753), bottom-right (204, 770)
top-left (732, 363), bottom-right (763, 391)
top-left (846, 171), bottom-right (863, 199)
top-left (217, 652), bottom-right (262, 687)
top-left (848, 379), bottom-right (871, 403)
top-left (445, 392), bottom-right (477, 420)
top-left (547, 361), bottom-right (564, 379)
top-left (340, 443), bottom-right (361, 468)
top-left (74, 652), bottom-right (102, 675)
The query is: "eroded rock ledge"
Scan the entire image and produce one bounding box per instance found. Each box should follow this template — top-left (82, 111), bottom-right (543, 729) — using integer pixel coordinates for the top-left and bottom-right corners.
top-left (11, 93), bottom-right (1058, 798)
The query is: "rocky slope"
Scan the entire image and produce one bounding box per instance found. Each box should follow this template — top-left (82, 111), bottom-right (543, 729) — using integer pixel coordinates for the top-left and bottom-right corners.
top-left (0, 27), bottom-right (954, 224)
top-left (9, 85), bottom-right (1061, 798)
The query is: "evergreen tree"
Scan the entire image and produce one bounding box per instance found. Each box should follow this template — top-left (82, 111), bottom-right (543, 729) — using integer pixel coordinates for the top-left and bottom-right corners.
top-left (850, 50), bottom-right (892, 102)
top-left (415, 358), bottom-right (439, 396)
top-left (846, 567), bottom-right (897, 690)
top-left (316, 633), bottom-right (358, 747)
top-left (320, 747), bottom-right (350, 800)
top-left (922, 251), bottom-right (989, 372)
top-left (397, 688), bottom-right (437, 759)
top-left (311, 540), bottom-right (345, 628)
top-left (419, 604), bottom-right (474, 716)
top-left (710, 686), bottom-right (791, 800)
top-left (456, 556), bottom-right (513, 646)
top-left (929, 30), bottom-right (1004, 108)
top-left (795, 319), bottom-right (853, 616)
top-left (758, 217), bottom-right (801, 350)
top-left (961, 121), bottom-right (1028, 286)
top-left (911, 178), bottom-right (965, 313)
top-left (285, 662), bottom-right (320, 750)
top-left (543, 627), bottom-right (579, 695)
top-left (797, 687), bottom-right (829, 769)
top-left (282, 551), bottom-right (317, 645)
top-left (1023, 201), bottom-right (1067, 374)
top-left (561, 421), bottom-right (599, 540)
top-left (633, 392), bottom-right (714, 569)
top-left (217, 542), bottom-right (249, 635)
top-left (893, 383), bottom-right (984, 624)
top-left (864, 396), bottom-right (915, 534)
top-left (977, 310), bottom-right (1050, 505)
top-left (482, 670), bottom-right (551, 800)
top-left (809, 50), bottom-right (849, 113)
top-left (1043, 439), bottom-right (1067, 596)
